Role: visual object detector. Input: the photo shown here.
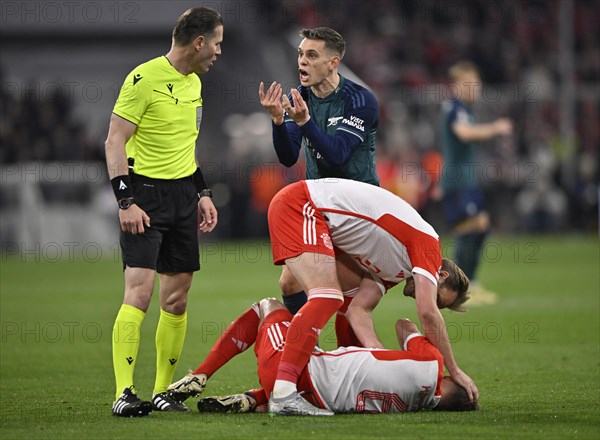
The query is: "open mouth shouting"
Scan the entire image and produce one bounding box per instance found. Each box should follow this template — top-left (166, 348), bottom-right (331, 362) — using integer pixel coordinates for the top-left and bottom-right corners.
top-left (299, 68), bottom-right (310, 83)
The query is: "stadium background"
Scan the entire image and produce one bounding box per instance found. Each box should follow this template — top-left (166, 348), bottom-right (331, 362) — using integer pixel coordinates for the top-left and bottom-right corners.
top-left (0, 1), bottom-right (598, 439)
top-left (1, 0), bottom-right (598, 248)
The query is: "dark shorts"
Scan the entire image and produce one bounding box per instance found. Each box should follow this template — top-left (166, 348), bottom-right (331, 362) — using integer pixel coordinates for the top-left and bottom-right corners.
top-left (120, 174), bottom-right (200, 273)
top-left (442, 187), bottom-right (487, 227)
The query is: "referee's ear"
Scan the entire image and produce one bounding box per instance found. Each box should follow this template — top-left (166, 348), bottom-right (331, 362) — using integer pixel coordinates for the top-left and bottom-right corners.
top-left (193, 35), bottom-right (205, 51)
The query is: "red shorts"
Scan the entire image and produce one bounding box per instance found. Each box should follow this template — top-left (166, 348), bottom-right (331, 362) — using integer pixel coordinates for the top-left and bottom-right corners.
top-left (254, 308), bottom-right (319, 404)
top-left (254, 309), bottom-right (291, 396)
top-left (267, 181), bottom-right (336, 265)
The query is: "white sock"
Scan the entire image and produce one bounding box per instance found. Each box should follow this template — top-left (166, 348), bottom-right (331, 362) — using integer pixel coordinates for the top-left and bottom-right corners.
top-left (272, 380), bottom-right (296, 399)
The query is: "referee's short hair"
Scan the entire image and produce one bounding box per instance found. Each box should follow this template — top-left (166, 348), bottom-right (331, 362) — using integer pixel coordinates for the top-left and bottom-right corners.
top-left (173, 7), bottom-right (223, 46)
top-left (300, 27), bottom-right (346, 59)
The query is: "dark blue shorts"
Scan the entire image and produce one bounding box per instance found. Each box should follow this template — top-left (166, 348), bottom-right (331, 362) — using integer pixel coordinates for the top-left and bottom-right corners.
top-left (120, 174), bottom-right (200, 273)
top-left (442, 187), bottom-right (487, 227)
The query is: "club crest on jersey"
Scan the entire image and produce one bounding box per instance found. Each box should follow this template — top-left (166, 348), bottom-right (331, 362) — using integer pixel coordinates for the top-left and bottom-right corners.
top-left (321, 233), bottom-right (333, 250)
top-left (327, 116), bottom-right (343, 126)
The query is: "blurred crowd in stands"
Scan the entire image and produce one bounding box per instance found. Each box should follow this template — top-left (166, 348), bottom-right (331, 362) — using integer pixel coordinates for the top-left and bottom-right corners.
top-left (1, 0), bottom-right (597, 236)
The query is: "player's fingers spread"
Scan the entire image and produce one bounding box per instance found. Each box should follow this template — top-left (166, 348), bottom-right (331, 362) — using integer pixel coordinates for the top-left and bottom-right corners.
top-left (271, 85), bottom-right (282, 104)
top-left (281, 94), bottom-right (291, 110)
top-left (292, 88), bottom-right (302, 103)
top-left (267, 81), bottom-right (278, 98)
top-left (259, 81), bottom-right (265, 99)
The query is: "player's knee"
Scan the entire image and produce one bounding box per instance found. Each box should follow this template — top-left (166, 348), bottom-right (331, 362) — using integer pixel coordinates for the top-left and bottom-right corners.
top-left (161, 294), bottom-right (188, 315)
top-left (258, 297), bottom-right (285, 318)
top-left (279, 272), bottom-right (303, 295)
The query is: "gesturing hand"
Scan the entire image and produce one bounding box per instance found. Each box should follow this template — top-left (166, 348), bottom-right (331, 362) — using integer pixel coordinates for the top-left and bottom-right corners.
top-left (259, 81), bottom-right (284, 125)
top-left (281, 88), bottom-right (310, 126)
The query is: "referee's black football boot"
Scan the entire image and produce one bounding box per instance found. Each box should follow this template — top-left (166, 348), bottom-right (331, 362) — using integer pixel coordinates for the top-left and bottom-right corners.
top-left (152, 391), bottom-right (191, 412)
top-left (112, 386), bottom-right (152, 417)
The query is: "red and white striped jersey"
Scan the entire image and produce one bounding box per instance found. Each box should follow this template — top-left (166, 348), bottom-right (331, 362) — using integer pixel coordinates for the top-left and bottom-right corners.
top-left (304, 179), bottom-right (442, 292)
top-left (307, 335), bottom-right (443, 413)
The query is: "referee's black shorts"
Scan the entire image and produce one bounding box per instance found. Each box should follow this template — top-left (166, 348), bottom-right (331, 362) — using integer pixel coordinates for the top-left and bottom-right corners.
top-left (120, 173), bottom-right (200, 273)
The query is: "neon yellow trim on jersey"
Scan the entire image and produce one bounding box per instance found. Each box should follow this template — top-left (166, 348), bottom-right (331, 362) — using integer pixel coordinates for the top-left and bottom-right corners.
top-left (113, 56), bottom-right (202, 179)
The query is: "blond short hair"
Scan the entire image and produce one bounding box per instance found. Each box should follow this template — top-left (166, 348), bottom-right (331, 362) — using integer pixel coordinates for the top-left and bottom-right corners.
top-left (440, 258), bottom-right (470, 312)
top-left (448, 61), bottom-right (480, 83)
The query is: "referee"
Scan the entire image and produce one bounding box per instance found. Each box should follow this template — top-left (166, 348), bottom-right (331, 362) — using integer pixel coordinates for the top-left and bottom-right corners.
top-left (105, 7), bottom-right (222, 417)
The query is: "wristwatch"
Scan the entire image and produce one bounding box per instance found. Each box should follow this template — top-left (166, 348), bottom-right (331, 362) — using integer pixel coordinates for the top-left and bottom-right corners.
top-left (118, 197), bottom-right (135, 209)
top-left (198, 189), bottom-right (213, 199)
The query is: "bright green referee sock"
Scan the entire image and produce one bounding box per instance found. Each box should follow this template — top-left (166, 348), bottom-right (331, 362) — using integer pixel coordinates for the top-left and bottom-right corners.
top-left (112, 304), bottom-right (145, 400)
top-left (153, 309), bottom-right (187, 395)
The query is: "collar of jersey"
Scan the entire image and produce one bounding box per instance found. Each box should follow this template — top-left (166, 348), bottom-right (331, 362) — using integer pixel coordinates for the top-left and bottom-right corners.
top-left (309, 74), bottom-right (345, 102)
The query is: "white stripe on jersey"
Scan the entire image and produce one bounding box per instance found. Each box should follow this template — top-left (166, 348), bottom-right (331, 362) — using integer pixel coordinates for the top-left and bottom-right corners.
top-left (302, 202), bottom-right (316, 245)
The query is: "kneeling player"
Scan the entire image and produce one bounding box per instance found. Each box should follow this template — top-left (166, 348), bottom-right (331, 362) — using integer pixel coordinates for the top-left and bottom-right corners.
top-left (168, 298), bottom-right (478, 415)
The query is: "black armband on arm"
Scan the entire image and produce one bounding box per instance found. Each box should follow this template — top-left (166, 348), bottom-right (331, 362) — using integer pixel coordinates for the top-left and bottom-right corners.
top-left (110, 175), bottom-right (133, 201)
top-left (193, 167), bottom-right (208, 192)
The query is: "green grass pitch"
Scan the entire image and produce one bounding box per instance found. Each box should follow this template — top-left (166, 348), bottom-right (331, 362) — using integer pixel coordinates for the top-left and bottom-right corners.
top-left (1, 236), bottom-right (598, 439)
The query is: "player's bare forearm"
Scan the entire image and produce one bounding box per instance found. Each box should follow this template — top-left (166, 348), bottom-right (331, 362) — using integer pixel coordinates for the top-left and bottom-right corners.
top-left (346, 307), bottom-right (383, 349)
top-left (346, 278), bottom-right (384, 348)
top-left (419, 311), bottom-right (459, 373)
top-left (452, 119), bottom-right (512, 143)
top-left (413, 274), bottom-right (459, 373)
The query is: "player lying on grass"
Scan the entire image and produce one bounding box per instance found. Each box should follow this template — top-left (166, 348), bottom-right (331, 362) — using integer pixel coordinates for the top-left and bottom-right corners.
top-left (262, 178), bottom-right (477, 414)
top-left (168, 297), bottom-right (479, 415)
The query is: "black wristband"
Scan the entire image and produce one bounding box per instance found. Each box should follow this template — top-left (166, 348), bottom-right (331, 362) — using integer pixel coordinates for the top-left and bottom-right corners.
top-left (111, 175), bottom-right (133, 201)
top-left (193, 167), bottom-right (208, 193)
